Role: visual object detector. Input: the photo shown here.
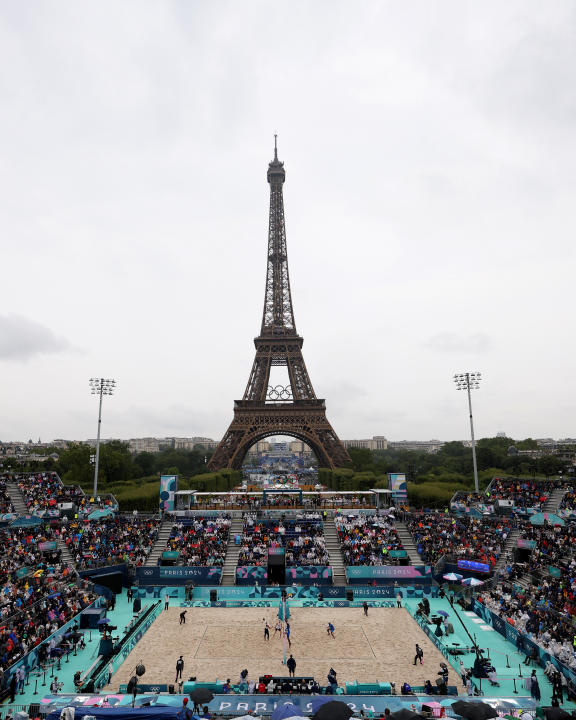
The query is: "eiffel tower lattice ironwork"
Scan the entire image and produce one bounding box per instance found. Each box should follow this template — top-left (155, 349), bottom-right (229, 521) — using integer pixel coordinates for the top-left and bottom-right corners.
top-left (208, 140), bottom-right (351, 470)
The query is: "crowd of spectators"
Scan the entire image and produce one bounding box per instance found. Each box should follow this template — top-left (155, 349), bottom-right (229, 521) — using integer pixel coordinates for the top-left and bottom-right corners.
top-left (486, 478), bottom-right (560, 510)
top-left (335, 513), bottom-right (404, 565)
top-left (61, 516), bottom-right (161, 568)
top-left (480, 573), bottom-right (576, 674)
top-left (0, 523), bottom-right (96, 669)
top-left (238, 514), bottom-right (328, 566)
top-left (166, 516), bottom-right (231, 566)
top-left (560, 486), bottom-right (576, 510)
top-left (407, 512), bottom-right (513, 567)
top-left (15, 472), bottom-right (84, 513)
top-left (515, 520), bottom-right (576, 576)
top-left (0, 479), bottom-right (14, 514)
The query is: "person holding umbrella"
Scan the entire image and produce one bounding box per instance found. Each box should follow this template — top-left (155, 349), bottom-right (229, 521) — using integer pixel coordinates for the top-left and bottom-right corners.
top-left (189, 687), bottom-right (214, 713)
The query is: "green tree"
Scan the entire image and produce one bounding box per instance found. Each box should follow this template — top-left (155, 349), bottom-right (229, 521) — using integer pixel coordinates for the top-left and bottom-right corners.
top-left (56, 443), bottom-right (93, 487)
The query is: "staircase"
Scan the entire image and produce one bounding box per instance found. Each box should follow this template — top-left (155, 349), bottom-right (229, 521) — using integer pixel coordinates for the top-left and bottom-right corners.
top-left (220, 518), bottom-right (243, 586)
top-left (543, 487), bottom-right (566, 513)
top-left (144, 518), bottom-right (174, 567)
top-left (323, 519), bottom-right (347, 585)
top-left (395, 520), bottom-right (422, 565)
top-left (493, 527), bottom-right (521, 574)
top-left (57, 536), bottom-right (76, 566)
top-left (5, 480), bottom-right (27, 515)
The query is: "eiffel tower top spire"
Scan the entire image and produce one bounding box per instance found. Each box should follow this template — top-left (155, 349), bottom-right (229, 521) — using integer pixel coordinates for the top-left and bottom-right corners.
top-left (207, 144), bottom-right (352, 471)
top-left (261, 136), bottom-right (296, 336)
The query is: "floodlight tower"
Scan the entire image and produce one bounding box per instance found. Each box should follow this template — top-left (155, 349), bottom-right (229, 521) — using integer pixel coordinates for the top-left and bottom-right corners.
top-left (454, 372), bottom-right (482, 494)
top-left (89, 378), bottom-right (116, 498)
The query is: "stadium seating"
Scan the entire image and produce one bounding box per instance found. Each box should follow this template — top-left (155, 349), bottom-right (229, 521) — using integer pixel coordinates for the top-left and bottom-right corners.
top-left (238, 514), bottom-right (328, 566)
top-left (335, 513), bottom-right (404, 565)
top-left (61, 516), bottom-right (161, 568)
top-left (407, 512), bottom-right (512, 567)
top-left (165, 516), bottom-right (231, 566)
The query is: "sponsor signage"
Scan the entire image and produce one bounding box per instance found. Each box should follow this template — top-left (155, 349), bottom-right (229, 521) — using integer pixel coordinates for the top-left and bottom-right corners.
top-left (347, 565), bottom-right (431, 582)
top-left (388, 473), bottom-right (408, 500)
top-left (516, 539), bottom-right (537, 549)
top-left (39, 541), bottom-right (58, 551)
top-left (38, 694), bottom-right (537, 715)
top-left (457, 559), bottom-right (490, 574)
top-left (135, 566), bottom-right (222, 585)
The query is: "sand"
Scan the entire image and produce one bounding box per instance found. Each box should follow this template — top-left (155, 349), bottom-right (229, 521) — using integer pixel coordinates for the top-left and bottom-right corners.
top-left (109, 606), bottom-right (462, 692)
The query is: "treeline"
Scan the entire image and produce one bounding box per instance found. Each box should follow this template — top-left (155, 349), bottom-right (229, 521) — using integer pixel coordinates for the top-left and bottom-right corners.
top-left (320, 437), bottom-right (568, 507)
top-left (4, 435), bottom-right (568, 510)
top-left (4, 443), bottom-right (217, 511)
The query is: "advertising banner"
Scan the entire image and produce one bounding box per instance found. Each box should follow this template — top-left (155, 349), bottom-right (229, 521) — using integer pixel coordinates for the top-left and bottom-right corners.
top-left (136, 566), bottom-right (221, 586)
top-left (517, 539), bottom-right (537, 549)
top-left (39, 541), bottom-right (58, 551)
top-left (236, 566), bottom-right (267, 585)
top-left (37, 693), bottom-right (537, 715)
top-left (347, 565), bottom-right (431, 584)
top-left (457, 559), bottom-right (491, 573)
top-left (285, 566), bottom-right (332, 585)
top-left (236, 566), bottom-right (333, 585)
top-left (159, 475), bottom-right (178, 512)
top-left (388, 473), bottom-right (408, 501)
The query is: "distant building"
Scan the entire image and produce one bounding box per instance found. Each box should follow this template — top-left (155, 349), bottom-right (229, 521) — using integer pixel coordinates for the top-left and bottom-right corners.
top-left (388, 440), bottom-right (444, 454)
top-left (127, 436), bottom-right (219, 454)
top-left (342, 436), bottom-right (388, 451)
top-left (128, 437), bottom-right (162, 454)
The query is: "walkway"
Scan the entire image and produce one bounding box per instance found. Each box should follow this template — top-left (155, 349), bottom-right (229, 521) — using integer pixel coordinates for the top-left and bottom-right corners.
top-left (144, 518), bottom-right (173, 567)
top-left (323, 517), bottom-right (347, 585)
top-left (5, 478), bottom-right (27, 515)
top-left (543, 487), bottom-right (566, 513)
top-left (395, 520), bottom-right (422, 564)
top-left (221, 517), bottom-right (243, 585)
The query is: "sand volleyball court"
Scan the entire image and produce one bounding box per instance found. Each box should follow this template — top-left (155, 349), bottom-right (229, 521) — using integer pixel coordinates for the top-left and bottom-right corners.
top-left (109, 605), bottom-right (461, 692)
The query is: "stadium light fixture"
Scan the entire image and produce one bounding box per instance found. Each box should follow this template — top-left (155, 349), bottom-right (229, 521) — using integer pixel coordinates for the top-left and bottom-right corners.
top-left (454, 372), bottom-right (482, 494)
top-left (89, 377), bottom-right (116, 499)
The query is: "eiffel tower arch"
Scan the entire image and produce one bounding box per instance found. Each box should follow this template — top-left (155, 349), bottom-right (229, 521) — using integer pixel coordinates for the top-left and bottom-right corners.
top-left (208, 140), bottom-right (351, 471)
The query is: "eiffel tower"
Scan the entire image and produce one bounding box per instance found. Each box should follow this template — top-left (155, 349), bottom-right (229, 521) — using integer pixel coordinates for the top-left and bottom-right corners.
top-left (208, 140), bottom-right (351, 470)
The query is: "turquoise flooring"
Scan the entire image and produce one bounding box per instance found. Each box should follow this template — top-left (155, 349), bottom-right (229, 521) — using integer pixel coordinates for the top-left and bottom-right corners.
top-left (3, 590), bottom-right (572, 711)
top-left (404, 597), bottom-right (574, 709)
top-left (3, 592), bottom-right (142, 710)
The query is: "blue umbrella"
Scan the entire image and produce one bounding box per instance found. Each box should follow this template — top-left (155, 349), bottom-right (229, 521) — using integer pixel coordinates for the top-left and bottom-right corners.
top-left (272, 703), bottom-right (304, 720)
top-left (437, 610), bottom-right (449, 618)
top-left (97, 618), bottom-right (111, 625)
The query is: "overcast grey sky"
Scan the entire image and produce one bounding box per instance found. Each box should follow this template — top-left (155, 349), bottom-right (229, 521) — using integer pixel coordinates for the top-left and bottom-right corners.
top-left (1, 1), bottom-right (575, 443)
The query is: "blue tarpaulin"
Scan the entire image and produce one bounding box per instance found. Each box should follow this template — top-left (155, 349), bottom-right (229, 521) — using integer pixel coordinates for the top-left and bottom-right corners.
top-left (46, 707), bottom-right (187, 720)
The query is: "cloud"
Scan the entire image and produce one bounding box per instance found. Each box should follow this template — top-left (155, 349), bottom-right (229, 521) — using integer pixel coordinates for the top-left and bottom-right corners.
top-left (0, 314), bottom-right (69, 361)
top-left (425, 332), bottom-right (490, 354)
